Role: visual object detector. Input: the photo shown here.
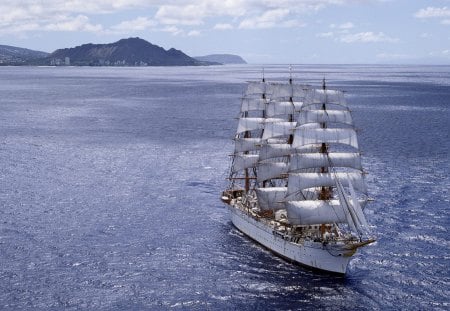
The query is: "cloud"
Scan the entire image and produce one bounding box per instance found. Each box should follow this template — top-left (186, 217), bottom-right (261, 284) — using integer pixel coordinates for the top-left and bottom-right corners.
top-left (339, 22), bottom-right (354, 29)
top-left (414, 6), bottom-right (450, 18)
top-left (340, 32), bottom-right (398, 43)
top-left (43, 15), bottom-right (103, 32)
top-left (428, 50), bottom-right (450, 58)
top-left (213, 23), bottom-right (233, 30)
top-left (0, 2), bottom-right (108, 34)
top-left (316, 32), bottom-right (334, 38)
top-left (153, 1), bottom-right (252, 27)
top-left (414, 6), bottom-right (450, 26)
top-left (187, 30), bottom-right (201, 36)
top-left (0, 0), bottom-right (382, 36)
top-left (0, 1), bottom-right (149, 24)
top-left (0, 1), bottom-right (158, 35)
top-left (317, 30), bottom-right (398, 44)
top-left (376, 53), bottom-right (416, 60)
top-left (282, 20), bottom-right (306, 28)
top-left (161, 25), bottom-right (184, 36)
top-left (238, 9), bottom-right (294, 29)
top-left (0, 13), bottom-right (102, 34)
top-left (155, 4), bottom-right (205, 26)
top-left (0, 23), bottom-right (40, 35)
top-left (330, 22), bottom-right (354, 29)
top-left (111, 17), bottom-right (156, 32)
top-left (159, 26), bottom-right (200, 37)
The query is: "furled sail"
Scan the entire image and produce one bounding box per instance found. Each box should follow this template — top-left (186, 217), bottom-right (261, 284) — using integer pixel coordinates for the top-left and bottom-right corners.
top-left (256, 187), bottom-right (287, 210)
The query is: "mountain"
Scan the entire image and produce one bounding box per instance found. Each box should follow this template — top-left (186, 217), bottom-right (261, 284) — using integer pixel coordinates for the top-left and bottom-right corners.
top-left (0, 45), bottom-right (49, 65)
top-left (194, 54), bottom-right (247, 64)
top-left (48, 37), bottom-right (210, 66)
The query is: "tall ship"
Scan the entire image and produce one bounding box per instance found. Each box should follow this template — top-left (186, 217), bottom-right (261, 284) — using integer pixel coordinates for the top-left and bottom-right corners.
top-left (222, 76), bottom-right (375, 274)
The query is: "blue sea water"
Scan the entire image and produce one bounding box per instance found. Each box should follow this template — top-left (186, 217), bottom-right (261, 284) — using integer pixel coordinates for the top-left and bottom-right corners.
top-left (0, 65), bottom-right (448, 310)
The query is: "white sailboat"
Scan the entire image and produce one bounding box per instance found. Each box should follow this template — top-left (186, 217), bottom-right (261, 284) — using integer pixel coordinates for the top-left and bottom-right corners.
top-left (222, 76), bottom-right (375, 274)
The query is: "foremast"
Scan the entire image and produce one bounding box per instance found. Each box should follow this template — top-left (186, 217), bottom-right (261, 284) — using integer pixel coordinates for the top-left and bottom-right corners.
top-left (226, 79), bottom-right (268, 198)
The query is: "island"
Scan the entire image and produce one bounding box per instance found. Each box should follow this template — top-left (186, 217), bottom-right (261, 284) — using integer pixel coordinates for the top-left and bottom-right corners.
top-left (0, 38), bottom-right (247, 67)
top-left (0, 45), bottom-right (48, 65)
top-left (194, 54), bottom-right (247, 65)
top-left (47, 37), bottom-right (212, 66)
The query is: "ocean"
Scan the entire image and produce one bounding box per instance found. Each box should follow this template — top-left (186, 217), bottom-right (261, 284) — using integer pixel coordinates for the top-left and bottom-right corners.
top-left (0, 65), bottom-right (448, 310)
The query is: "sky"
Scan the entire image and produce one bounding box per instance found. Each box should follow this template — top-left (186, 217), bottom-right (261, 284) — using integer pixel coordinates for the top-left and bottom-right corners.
top-left (0, 0), bottom-right (449, 64)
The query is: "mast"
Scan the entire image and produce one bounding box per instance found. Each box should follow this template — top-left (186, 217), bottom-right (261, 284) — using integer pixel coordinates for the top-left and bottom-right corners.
top-left (288, 65), bottom-right (293, 85)
top-left (288, 66), bottom-right (294, 145)
top-left (319, 78), bottom-right (331, 200)
top-left (319, 78), bottom-right (329, 235)
top-left (260, 73), bottom-right (267, 188)
top-left (230, 80), bottom-right (267, 193)
top-left (253, 71), bottom-right (306, 212)
top-left (244, 112), bottom-right (251, 192)
top-left (286, 80), bottom-right (369, 233)
top-left (319, 78), bottom-right (332, 200)
top-left (243, 73), bottom-right (267, 192)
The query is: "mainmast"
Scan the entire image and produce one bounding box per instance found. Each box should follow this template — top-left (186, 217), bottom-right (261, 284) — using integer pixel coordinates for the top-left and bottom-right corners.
top-left (260, 74), bottom-right (267, 188)
top-left (243, 110), bottom-right (251, 192)
top-left (319, 78), bottom-right (332, 200)
top-left (288, 69), bottom-right (294, 145)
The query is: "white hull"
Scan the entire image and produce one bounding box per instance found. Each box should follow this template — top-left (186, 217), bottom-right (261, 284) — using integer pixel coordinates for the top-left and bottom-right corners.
top-left (228, 205), bottom-right (352, 274)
